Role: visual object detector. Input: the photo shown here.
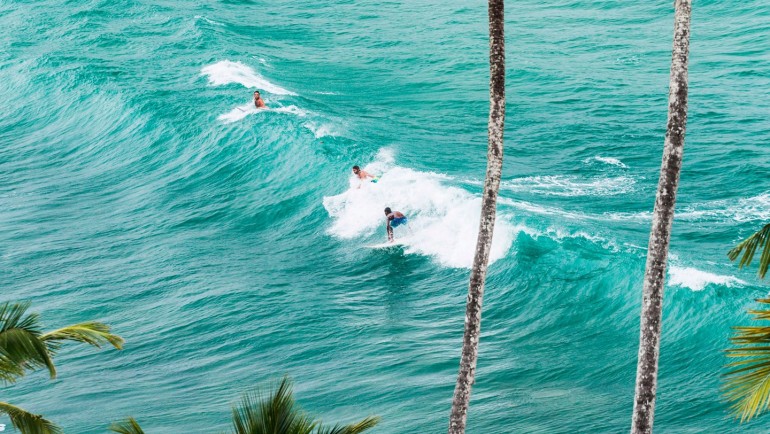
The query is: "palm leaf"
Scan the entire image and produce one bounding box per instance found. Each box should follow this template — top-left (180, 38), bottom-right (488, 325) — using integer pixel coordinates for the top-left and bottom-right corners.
top-left (108, 417), bottom-right (145, 434)
top-left (0, 401), bottom-right (61, 434)
top-left (314, 416), bottom-right (380, 434)
top-left (723, 298), bottom-right (770, 421)
top-left (41, 322), bottom-right (124, 351)
top-left (0, 302), bottom-right (56, 380)
top-left (231, 376), bottom-right (316, 434)
top-left (728, 223), bottom-right (770, 279)
top-left (0, 356), bottom-right (25, 383)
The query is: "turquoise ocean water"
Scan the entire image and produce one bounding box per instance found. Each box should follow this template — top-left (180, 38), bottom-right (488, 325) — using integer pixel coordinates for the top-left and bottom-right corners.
top-left (2, 0), bottom-right (770, 432)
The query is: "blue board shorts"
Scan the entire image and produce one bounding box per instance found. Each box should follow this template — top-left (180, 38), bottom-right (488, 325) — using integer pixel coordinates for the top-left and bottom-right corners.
top-left (391, 217), bottom-right (407, 228)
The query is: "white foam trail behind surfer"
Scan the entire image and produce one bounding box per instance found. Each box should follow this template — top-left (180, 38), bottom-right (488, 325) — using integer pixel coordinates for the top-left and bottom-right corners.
top-left (217, 103), bottom-right (260, 123)
top-left (323, 149), bottom-right (515, 268)
top-left (217, 103), bottom-right (308, 124)
top-left (202, 60), bottom-right (306, 123)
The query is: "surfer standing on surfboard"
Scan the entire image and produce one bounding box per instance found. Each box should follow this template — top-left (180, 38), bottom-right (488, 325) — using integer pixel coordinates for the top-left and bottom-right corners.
top-left (384, 207), bottom-right (407, 242)
top-left (352, 165), bottom-right (378, 189)
top-left (253, 91), bottom-right (267, 109)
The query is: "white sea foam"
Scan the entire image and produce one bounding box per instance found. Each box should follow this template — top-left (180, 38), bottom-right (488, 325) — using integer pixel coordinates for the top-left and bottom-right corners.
top-left (547, 228), bottom-right (619, 251)
top-left (217, 103), bottom-right (261, 123)
top-left (323, 149), bottom-right (516, 268)
top-left (501, 175), bottom-right (636, 197)
top-left (216, 103), bottom-right (307, 124)
top-left (603, 193), bottom-right (770, 224)
top-left (584, 155), bottom-right (629, 169)
top-left (498, 198), bottom-right (590, 221)
top-left (668, 266), bottom-right (745, 291)
top-left (273, 105), bottom-right (307, 116)
top-left (615, 55), bottom-right (642, 65)
top-left (201, 60), bottom-right (296, 95)
top-left (677, 193), bottom-right (770, 223)
top-left (604, 193), bottom-right (770, 223)
top-left (194, 15), bottom-right (223, 26)
top-left (303, 121), bottom-right (338, 138)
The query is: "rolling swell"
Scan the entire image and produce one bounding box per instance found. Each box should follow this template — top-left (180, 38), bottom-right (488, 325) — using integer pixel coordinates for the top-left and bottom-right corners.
top-left (2, 0), bottom-right (770, 433)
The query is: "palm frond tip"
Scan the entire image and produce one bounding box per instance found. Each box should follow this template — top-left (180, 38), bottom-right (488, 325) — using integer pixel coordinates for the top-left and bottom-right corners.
top-left (232, 376), bottom-right (316, 434)
top-left (0, 401), bottom-right (62, 434)
top-left (724, 299), bottom-right (770, 421)
top-left (315, 416), bottom-right (380, 434)
top-left (108, 417), bottom-right (145, 434)
top-left (0, 302), bottom-right (56, 379)
top-left (230, 376), bottom-right (379, 434)
top-left (41, 322), bottom-right (124, 350)
top-left (728, 223), bottom-right (770, 279)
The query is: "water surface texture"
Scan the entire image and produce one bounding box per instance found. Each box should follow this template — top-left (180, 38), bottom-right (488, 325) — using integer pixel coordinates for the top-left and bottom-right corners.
top-left (2, 0), bottom-right (770, 432)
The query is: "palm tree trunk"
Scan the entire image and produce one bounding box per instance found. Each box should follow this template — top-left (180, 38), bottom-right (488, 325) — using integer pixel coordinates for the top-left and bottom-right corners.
top-left (631, 1), bottom-right (692, 433)
top-left (448, 0), bottom-right (505, 432)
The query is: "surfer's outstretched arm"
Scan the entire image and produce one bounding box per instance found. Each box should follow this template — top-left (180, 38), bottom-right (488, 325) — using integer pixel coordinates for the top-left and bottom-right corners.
top-left (386, 222), bottom-right (394, 242)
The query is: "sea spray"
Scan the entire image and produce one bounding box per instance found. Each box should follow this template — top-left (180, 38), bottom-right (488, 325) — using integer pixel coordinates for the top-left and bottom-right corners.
top-left (216, 103), bottom-right (308, 124)
top-left (201, 60), bottom-right (296, 95)
top-left (668, 266), bottom-right (745, 291)
top-left (500, 175), bottom-right (637, 197)
top-left (323, 150), bottom-right (515, 268)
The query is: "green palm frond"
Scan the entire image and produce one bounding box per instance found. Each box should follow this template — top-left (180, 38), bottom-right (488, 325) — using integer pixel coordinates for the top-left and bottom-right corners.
top-left (314, 416), bottom-right (380, 434)
top-left (0, 401), bottom-right (61, 434)
top-left (231, 376), bottom-right (316, 434)
top-left (0, 302), bottom-right (38, 334)
top-left (0, 356), bottom-right (26, 383)
top-left (108, 417), bottom-right (145, 434)
top-left (41, 322), bottom-right (124, 351)
top-left (0, 302), bottom-right (56, 380)
top-left (728, 223), bottom-right (770, 279)
top-left (724, 298), bottom-right (770, 421)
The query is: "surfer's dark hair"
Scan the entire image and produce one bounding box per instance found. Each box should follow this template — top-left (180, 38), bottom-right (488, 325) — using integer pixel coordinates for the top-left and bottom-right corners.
top-left (384, 207), bottom-right (391, 214)
top-left (353, 165), bottom-right (360, 171)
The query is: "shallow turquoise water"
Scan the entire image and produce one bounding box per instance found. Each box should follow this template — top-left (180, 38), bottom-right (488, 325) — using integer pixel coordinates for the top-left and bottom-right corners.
top-left (2, 0), bottom-right (770, 432)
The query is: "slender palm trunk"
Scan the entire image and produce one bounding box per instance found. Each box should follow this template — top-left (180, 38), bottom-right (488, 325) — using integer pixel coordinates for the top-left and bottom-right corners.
top-left (631, 1), bottom-right (691, 433)
top-left (448, 0), bottom-right (505, 432)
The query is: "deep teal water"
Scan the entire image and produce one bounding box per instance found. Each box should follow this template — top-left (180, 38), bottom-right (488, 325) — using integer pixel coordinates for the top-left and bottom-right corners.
top-left (2, 0), bottom-right (770, 432)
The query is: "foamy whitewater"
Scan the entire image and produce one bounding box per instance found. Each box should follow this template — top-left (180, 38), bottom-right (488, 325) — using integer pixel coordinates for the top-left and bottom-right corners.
top-left (201, 60), bottom-right (308, 123)
top-left (668, 266), bottom-right (746, 292)
top-left (584, 155), bottom-right (629, 169)
top-left (323, 150), bottom-right (515, 268)
top-left (201, 60), bottom-right (296, 95)
top-left (500, 174), bottom-right (637, 197)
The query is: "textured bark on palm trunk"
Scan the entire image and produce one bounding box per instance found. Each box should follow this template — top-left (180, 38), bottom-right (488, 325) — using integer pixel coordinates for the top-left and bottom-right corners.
top-left (631, 1), bottom-right (691, 433)
top-left (448, 0), bottom-right (505, 432)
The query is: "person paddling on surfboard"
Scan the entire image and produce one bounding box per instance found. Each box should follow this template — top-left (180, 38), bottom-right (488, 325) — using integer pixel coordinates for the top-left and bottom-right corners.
top-left (353, 165), bottom-right (378, 189)
top-left (253, 91), bottom-right (267, 109)
top-left (384, 207), bottom-right (407, 242)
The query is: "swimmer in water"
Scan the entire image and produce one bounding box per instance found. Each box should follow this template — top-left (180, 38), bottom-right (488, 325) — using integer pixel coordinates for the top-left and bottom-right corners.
top-left (384, 207), bottom-right (407, 242)
top-left (254, 91), bottom-right (267, 109)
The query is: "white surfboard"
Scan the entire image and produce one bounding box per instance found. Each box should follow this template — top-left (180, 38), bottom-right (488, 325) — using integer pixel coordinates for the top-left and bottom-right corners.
top-left (366, 240), bottom-right (407, 249)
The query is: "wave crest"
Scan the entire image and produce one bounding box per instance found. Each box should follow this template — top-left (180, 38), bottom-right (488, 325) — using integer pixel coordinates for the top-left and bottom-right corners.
top-left (323, 150), bottom-right (515, 268)
top-left (201, 60), bottom-right (296, 95)
top-left (668, 266), bottom-right (745, 291)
